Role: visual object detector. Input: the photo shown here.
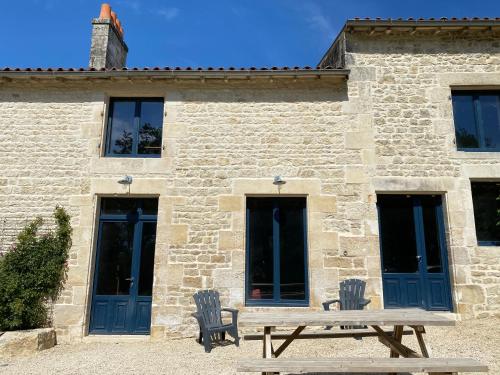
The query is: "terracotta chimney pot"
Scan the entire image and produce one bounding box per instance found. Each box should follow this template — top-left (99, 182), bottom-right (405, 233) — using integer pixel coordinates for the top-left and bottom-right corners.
top-left (99, 3), bottom-right (111, 20)
top-left (111, 11), bottom-right (117, 26)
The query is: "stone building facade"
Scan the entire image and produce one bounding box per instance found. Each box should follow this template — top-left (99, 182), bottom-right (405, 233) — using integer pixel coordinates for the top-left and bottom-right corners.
top-left (0, 13), bottom-right (499, 342)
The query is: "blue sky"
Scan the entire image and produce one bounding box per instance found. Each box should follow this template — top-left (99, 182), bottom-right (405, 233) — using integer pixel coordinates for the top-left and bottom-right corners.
top-left (1, 0), bottom-right (499, 68)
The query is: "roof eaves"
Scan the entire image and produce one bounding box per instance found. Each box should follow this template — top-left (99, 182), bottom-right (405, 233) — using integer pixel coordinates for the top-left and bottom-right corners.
top-left (0, 67), bottom-right (350, 80)
top-left (346, 17), bottom-right (500, 27)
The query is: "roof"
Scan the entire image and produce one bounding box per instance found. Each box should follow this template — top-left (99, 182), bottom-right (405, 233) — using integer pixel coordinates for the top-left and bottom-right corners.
top-left (3, 17), bottom-right (498, 80)
top-left (0, 66), bottom-right (348, 81)
top-left (319, 17), bottom-right (500, 68)
top-left (346, 17), bottom-right (500, 26)
top-left (343, 17), bottom-right (500, 33)
top-left (337, 17), bottom-right (500, 34)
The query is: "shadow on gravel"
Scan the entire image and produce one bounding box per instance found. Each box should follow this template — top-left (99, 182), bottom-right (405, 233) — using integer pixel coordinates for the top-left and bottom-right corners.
top-left (194, 338), bottom-right (237, 352)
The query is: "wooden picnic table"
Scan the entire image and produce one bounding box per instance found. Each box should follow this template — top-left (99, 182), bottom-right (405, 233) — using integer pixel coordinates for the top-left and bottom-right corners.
top-left (237, 309), bottom-right (486, 375)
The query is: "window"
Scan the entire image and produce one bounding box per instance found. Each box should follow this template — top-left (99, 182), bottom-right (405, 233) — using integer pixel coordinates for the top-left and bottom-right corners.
top-left (105, 98), bottom-right (164, 157)
top-left (471, 182), bottom-right (500, 245)
top-left (246, 197), bottom-right (308, 306)
top-left (451, 91), bottom-right (500, 151)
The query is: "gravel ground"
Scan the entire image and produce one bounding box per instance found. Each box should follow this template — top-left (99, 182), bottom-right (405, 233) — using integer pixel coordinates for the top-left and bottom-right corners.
top-left (0, 317), bottom-right (498, 375)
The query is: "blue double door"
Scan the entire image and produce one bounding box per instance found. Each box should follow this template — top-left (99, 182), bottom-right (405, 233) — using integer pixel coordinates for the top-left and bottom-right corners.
top-left (89, 198), bottom-right (158, 334)
top-left (377, 195), bottom-right (453, 311)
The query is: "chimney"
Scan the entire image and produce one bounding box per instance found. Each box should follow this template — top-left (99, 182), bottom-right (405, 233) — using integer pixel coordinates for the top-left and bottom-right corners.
top-left (89, 3), bottom-right (128, 69)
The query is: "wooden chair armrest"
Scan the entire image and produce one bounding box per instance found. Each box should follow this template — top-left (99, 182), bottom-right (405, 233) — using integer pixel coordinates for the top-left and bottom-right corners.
top-left (360, 298), bottom-right (371, 307)
top-left (322, 299), bottom-right (341, 311)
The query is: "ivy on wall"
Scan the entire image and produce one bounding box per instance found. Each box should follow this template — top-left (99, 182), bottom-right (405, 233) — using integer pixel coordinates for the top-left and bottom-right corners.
top-left (0, 207), bottom-right (72, 331)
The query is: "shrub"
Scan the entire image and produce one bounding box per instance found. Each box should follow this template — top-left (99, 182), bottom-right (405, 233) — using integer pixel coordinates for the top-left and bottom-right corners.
top-left (0, 207), bottom-right (72, 331)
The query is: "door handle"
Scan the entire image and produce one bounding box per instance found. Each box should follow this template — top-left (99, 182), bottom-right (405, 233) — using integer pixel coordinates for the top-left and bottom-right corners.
top-left (416, 255), bottom-right (422, 262)
top-left (125, 277), bottom-right (135, 286)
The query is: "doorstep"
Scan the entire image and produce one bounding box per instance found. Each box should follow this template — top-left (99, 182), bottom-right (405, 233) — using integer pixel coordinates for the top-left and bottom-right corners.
top-left (82, 335), bottom-right (150, 343)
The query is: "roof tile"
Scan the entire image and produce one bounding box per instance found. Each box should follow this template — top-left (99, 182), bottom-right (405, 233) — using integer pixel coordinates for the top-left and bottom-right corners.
top-left (1, 66), bottom-right (342, 73)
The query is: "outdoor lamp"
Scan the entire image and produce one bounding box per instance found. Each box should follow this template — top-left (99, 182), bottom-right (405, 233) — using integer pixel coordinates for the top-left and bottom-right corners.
top-left (273, 176), bottom-right (286, 186)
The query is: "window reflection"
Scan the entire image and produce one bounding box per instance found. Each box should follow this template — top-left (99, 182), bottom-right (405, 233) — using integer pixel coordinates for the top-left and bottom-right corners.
top-left (246, 197), bottom-right (307, 305)
top-left (108, 101), bottom-right (135, 155)
top-left (106, 98), bottom-right (164, 157)
top-left (452, 92), bottom-right (500, 150)
top-left (96, 222), bottom-right (134, 295)
top-left (471, 182), bottom-right (500, 244)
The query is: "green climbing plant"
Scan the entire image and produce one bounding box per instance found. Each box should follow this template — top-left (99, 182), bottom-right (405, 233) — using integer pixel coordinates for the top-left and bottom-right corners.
top-left (0, 207), bottom-right (72, 331)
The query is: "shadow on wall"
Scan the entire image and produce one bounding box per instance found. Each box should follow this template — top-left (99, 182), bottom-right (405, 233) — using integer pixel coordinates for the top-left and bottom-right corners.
top-left (346, 32), bottom-right (500, 55)
top-left (172, 81), bottom-right (349, 104)
top-left (0, 79), bottom-right (349, 104)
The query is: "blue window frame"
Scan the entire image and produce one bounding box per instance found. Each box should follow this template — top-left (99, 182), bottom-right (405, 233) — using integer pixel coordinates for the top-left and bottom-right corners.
top-left (451, 91), bottom-right (500, 151)
top-left (105, 98), bottom-right (164, 157)
top-left (245, 197), bottom-right (309, 306)
top-left (471, 181), bottom-right (500, 246)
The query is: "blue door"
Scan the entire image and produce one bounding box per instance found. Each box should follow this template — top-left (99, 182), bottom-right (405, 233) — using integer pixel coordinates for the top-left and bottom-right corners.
top-left (89, 198), bottom-right (158, 334)
top-left (377, 195), bottom-right (453, 311)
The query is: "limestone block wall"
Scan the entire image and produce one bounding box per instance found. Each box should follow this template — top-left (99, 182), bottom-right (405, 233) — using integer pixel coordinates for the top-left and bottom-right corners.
top-left (0, 88), bottom-right (97, 249)
top-left (343, 31), bottom-right (500, 318)
top-left (149, 82), bottom-right (384, 340)
top-left (0, 79), bottom-right (381, 342)
top-left (1, 32), bottom-right (499, 341)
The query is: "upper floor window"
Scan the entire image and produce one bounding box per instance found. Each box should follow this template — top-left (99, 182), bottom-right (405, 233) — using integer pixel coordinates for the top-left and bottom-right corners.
top-left (471, 181), bottom-right (500, 246)
top-left (105, 98), bottom-right (164, 157)
top-left (451, 91), bottom-right (500, 151)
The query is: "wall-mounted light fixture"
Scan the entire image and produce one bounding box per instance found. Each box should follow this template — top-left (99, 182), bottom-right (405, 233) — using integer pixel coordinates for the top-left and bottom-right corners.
top-left (273, 176), bottom-right (286, 194)
top-left (273, 176), bottom-right (286, 186)
top-left (118, 175), bottom-right (133, 185)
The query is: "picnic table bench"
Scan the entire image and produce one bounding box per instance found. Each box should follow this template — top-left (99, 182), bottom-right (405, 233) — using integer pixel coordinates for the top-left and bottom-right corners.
top-left (236, 309), bottom-right (488, 375)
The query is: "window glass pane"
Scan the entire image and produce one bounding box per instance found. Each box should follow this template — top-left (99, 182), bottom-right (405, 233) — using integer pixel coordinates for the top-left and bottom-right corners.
top-left (478, 95), bottom-right (500, 148)
top-left (471, 182), bottom-right (500, 244)
top-left (452, 94), bottom-right (479, 149)
top-left (421, 196), bottom-right (443, 273)
top-left (142, 199), bottom-right (159, 215)
top-left (101, 198), bottom-right (158, 216)
top-left (138, 222), bottom-right (157, 296)
top-left (101, 198), bottom-right (137, 215)
top-left (139, 101), bottom-right (163, 155)
top-left (378, 195), bottom-right (419, 273)
top-left (279, 198), bottom-right (306, 300)
top-left (96, 222), bottom-right (134, 295)
top-left (247, 198), bottom-right (274, 300)
top-left (108, 101), bottom-right (136, 155)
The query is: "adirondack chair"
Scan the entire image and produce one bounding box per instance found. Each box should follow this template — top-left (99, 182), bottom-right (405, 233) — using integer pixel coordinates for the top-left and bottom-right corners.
top-left (192, 290), bottom-right (240, 353)
top-left (322, 278), bottom-right (371, 330)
